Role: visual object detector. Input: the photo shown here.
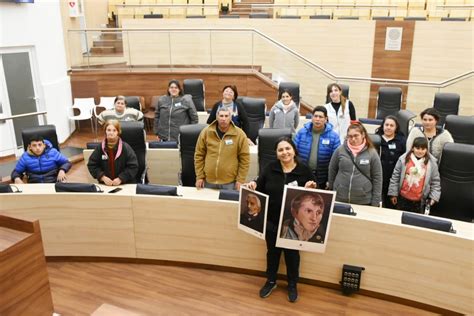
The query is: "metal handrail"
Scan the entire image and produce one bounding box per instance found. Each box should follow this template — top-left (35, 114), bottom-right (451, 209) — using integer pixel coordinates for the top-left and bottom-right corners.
top-left (0, 111), bottom-right (47, 121)
top-left (251, 4), bottom-right (398, 8)
top-left (115, 4), bottom-right (218, 8)
top-left (68, 27), bottom-right (473, 88)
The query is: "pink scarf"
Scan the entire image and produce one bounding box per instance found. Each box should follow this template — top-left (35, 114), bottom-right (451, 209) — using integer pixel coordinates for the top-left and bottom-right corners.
top-left (347, 140), bottom-right (366, 157)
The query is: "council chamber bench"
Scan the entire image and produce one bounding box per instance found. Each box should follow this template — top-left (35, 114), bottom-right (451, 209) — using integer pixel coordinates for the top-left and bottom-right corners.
top-left (0, 184), bottom-right (471, 315)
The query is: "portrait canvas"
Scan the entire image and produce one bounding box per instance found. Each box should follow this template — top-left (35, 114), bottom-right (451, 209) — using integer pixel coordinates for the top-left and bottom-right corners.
top-left (238, 186), bottom-right (269, 240)
top-left (276, 185), bottom-right (335, 253)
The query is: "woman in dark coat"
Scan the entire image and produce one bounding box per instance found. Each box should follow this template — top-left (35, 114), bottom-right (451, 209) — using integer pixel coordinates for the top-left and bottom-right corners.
top-left (88, 120), bottom-right (138, 186)
top-left (246, 137), bottom-right (316, 303)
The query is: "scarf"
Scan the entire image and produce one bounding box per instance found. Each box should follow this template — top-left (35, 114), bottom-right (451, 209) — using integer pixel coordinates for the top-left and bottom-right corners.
top-left (405, 153), bottom-right (427, 188)
top-left (347, 140), bottom-right (366, 157)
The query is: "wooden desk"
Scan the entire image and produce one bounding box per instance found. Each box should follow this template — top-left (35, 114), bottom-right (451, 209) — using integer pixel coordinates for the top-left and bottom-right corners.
top-left (0, 184), bottom-right (472, 314)
top-left (0, 214), bottom-right (54, 316)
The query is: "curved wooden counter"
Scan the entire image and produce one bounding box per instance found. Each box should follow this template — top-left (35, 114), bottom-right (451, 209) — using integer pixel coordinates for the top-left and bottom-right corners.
top-left (0, 184), bottom-right (472, 314)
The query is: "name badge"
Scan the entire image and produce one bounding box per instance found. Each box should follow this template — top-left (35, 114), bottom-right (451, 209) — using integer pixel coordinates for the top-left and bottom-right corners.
top-left (174, 102), bottom-right (182, 107)
top-left (321, 138), bottom-right (330, 145)
top-left (101, 154), bottom-right (108, 160)
top-left (225, 139), bottom-right (233, 145)
top-left (388, 143), bottom-right (396, 150)
top-left (288, 180), bottom-right (298, 187)
top-left (360, 159), bottom-right (370, 165)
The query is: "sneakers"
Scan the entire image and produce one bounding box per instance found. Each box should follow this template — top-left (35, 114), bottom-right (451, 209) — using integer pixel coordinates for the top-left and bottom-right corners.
top-left (259, 281), bottom-right (277, 298)
top-left (287, 285), bottom-right (298, 303)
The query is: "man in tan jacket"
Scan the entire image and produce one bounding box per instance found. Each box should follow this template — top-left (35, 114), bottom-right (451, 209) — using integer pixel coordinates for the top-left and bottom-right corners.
top-left (195, 107), bottom-right (250, 190)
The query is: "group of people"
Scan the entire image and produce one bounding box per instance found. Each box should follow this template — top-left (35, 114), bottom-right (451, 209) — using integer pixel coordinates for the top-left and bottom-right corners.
top-left (10, 80), bottom-right (455, 304)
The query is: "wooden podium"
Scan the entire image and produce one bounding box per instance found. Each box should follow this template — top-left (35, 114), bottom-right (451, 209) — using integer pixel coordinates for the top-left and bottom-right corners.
top-left (0, 214), bottom-right (54, 316)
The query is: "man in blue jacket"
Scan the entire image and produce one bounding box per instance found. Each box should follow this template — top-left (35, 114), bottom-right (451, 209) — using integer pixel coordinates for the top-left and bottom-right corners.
top-left (294, 106), bottom-right (341, 189)
top-left (11, 135), bottom-right (72, 184)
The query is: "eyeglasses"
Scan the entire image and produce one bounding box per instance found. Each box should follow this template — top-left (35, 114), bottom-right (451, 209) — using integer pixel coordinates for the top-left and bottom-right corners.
top-left (347, 134), bottom-right (362, 139)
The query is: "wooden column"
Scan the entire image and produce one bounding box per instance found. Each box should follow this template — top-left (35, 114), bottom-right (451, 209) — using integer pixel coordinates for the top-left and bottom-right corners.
top-left (368, 21), bottom-right (415, 118)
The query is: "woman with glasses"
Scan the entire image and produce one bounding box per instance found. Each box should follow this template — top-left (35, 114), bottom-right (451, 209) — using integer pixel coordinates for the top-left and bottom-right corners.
top-left (328, 122), bottom-right (382, 206)
top-left (154, 80), bottom-right (199, 142)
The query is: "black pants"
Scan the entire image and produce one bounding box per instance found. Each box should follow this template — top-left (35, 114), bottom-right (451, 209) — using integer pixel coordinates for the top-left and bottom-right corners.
top-left (265, 226), bottom-right (299, 285)
top-left (396, 196), bottom-right (423, 213)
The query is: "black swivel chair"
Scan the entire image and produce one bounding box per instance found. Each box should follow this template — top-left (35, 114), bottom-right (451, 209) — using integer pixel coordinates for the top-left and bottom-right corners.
top-left (368, 134), bottom-right (382, 154)
top-left (22, 125), bottom-right (60, 152)
top-left (376, 87), bottom-right (402, 120)
top-left (241, 97), bottom-right (266, 144)
top-left (326, 83), bottom-right (349, 103)
top-left (444, 115), bottom-right (474, 145)
top-left (179, 124), bottom-right (207, 187)
top-left (310, 15), bottom-right (331, 19)
top-left (396, 109), bottom-right (416, 137)
top-left (279, 82), bottom-right (300, 107)
top-left (433, 92), bottom-right (460, 126)
top-left (120, 121), bottom-right (147, 184)
top-left (144, 14), bottom-right (163, 18)
top-left (431, 143), bottom-right (474, 222)
top-left (258, 128), bottom-right (292, 173)
top-left (279, 15), bottom-right (301, 19)
top-left (183, 79), bottom-right (205, 111)
top-left (249, 13), bottom-right (271, 18)
top-left (125, 96), bottom-right (142, 111)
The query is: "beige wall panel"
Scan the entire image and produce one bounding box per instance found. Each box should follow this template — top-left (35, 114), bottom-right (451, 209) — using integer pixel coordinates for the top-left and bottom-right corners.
top-left (85, 0), bottom-right (109, 28)
top-left (133, 196), bottom-right (268, 269)
top-left (60, 0), bottom-right (83, 69)
top-left (0, 194), bottom-right (136, 258)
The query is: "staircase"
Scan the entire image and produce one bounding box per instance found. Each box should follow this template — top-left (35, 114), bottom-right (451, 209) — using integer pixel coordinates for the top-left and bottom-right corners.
top-left (87, 19), bottom-right (124, 57)
top-left (229, 0), bottom-right (274, 18)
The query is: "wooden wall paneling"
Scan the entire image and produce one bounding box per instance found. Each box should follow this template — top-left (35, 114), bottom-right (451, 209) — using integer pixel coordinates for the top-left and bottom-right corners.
top-left (368, 20), bottom-right (415, 118)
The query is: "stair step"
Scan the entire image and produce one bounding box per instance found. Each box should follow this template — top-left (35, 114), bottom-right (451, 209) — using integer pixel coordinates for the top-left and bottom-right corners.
top-left (93, 40), bottom-right (123, 49)
top-left (90, 46), bottom-right (116, 54)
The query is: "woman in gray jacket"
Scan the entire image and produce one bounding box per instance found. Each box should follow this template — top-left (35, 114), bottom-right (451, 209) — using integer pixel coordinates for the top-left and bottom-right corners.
top-left (154, 80), bottom-right (199, 142)
top-left (268, 89), bottom-right (299, 134)
top-left (328, 122), bottom-right (383, 206)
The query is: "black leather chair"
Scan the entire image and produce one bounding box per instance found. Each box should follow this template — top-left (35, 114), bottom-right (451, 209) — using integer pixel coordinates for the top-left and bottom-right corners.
top-left (279, 82), bottom-right (300, 107)
top-left (186, 15), bottom-right (206, 18)
top-left (441, 17), bottom-right (466, 21)
top-left (376, 87), bottom-right (402, 120)
top-left (339, 16), bottom-right (359, 19)
top-left (431, 143), bottom-right (474, 222)
top-left (279, 15), bottom-right (301, 19)
top-left (368, 134), bottom-right (382, 154)
top-left (86, 142), bottom-right (101, 149)
top-left (433, 92), bottom-right (460, 126)
top-left (120, 121), bottom-right (147, 183)
top-left (241, 97), bottom-right (266, 144)
top-left (258, 128), bottom-right (292, 173)
top-left (326, 83), bottom-right (349, 103)
top-left (179, 124), bottom-right (207, 187)
top-left (249, 13), bottom-right (271, 18)
top-left (148, 141), bottom-right (178, 149)
top-left (373, 16), bottom-right (395, 20)
top-left (396, 109), bottom-right (416, 137)
top-left (183, 79), bottom-right (205, 111)
top-left (144, 14), bottom-right (163, 18)
top-left (444, 115), bottom-right (474, 145)
top-left (22, 125), bottom-right (60, 151)
top-left (404, 17), bottom-right (427, 21)
top-left (125, 96), bottom-right (142, 111)
top-left (220, 15), bottom-right (240, 18)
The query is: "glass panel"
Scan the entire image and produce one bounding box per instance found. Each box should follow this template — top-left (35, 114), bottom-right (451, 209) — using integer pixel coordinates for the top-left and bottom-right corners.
top-left (2, 52), bottom-right (39, 147)
top-left (127, 30), bottom-right (171, 69)
top-left (169, 31), bottom-right (211, 69)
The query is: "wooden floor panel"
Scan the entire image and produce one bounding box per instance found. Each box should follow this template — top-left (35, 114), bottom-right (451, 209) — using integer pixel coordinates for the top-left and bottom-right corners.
top-left (47, 262), bottom-right (435, 315)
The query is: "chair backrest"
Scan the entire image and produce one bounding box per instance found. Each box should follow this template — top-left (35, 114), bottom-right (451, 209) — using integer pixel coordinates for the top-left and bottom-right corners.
top-left (120, 121), bottom-right (147, 183)
top-left (279, 15), bottom-right (301, 19)
top-left (144, 14), bottom-right (163, 18)
top-left (326, 83), bottom-right (350, 103)
top-left (431, 143), bottom-right (474, 222)
top-left (279, 82), bottom-right (300, 107)
top-left (179, 124), bottom-right (207, 186)
top-left (241, 97), bottom-right (266, 144)
top-left (183, 79), bottom-right (205, 111)
top-left (444, 115), bottom-right (474, 145)
top-left (310, 15), bottom-right (331, 19)
top-left (125, 96), bottom-right (142, 111)
top-left (368, 133), bottom-right (382, 154)
top-left (376, 87), bottom-right (402, 119)
top-left (433, 92), bottom-right (460, 126)
top-left (73, 98), bottom-right (95, 116)
top-left (21, 125), bottom-right (60, 151)
top-left (258, 128), bottom-right (292, 173)
top-left (98, 97), bottom-right (116, 110)
top-left (395, 109), bottom-right (416, 137)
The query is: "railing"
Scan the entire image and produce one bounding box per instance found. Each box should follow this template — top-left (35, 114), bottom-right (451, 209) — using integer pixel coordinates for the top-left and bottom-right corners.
top-left (67, 27), bottom-right (473, 117)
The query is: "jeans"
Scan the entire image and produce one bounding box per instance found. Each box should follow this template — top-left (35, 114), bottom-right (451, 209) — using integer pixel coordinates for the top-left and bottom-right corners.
top-left (204, 181), bottom-right (235, 190)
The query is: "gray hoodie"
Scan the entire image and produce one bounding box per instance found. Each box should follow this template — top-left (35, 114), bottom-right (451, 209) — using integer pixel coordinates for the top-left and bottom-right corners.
top-left (268, 100), bottom-right (299, 134)
top-left (154, 94), bottom-right (198, 142)
top-left (328, 142), bottom-right (383, 206)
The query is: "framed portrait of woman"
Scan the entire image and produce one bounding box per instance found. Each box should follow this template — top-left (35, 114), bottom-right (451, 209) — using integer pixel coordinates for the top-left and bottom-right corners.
top-left (276, 185), bottom-right (335, 253)
top-left (238, 186), bottom-right (268, 240)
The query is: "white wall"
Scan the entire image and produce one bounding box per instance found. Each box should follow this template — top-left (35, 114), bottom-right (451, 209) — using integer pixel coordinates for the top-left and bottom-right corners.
top-left (0, 0), bottom-right (73, 145)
